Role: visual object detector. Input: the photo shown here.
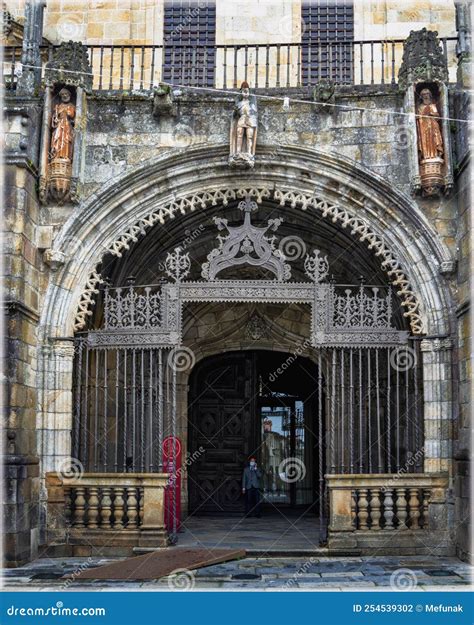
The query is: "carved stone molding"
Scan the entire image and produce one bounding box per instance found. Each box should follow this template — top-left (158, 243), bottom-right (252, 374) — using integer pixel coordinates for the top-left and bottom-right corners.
top-left (245, 313), bottom-right (268, 341)
top-left (72, 186), bottom-right (425, 335)
top-left (43, 248), bottom-right (66, 270)
top-left (153, 85), bottom-right (176, 117)
top-left (439, 259), bottom-right (457, 276)
top-left (420, 337), bottom-right (453, 352)
top-left (74, 271), bottom-right (104, 331)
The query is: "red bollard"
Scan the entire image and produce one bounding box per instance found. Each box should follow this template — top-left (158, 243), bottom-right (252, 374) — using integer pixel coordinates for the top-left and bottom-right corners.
top-left (162, 436), bottom-right (182, 534)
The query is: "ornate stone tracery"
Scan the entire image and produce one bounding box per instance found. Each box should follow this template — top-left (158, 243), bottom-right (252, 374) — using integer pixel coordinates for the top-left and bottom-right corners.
top-left (201, 195), bottom-right (291, 281)
top-left (71, 185), bottom-right (425, 335)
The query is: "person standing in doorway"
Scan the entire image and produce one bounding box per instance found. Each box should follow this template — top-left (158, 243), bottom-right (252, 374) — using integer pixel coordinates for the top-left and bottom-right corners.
top-left (242, 456), bottom-right (262, 518)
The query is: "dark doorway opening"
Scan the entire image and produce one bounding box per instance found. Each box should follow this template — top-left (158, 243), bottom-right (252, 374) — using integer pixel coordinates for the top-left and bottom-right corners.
top-left (188, 350), bottom-right (323, 515)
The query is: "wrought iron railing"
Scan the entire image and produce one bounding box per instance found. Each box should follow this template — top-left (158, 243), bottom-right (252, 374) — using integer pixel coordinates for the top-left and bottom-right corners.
top-left (3, 37), bottom-right (457, 92)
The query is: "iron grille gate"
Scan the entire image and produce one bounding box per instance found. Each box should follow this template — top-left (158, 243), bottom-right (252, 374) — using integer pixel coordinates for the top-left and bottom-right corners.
top-left (72, 345), bottom-right (175, 474)
top-left (71, 197), bottom-right (424, 540)
top-left (72, 343), bottom-right (423, 531)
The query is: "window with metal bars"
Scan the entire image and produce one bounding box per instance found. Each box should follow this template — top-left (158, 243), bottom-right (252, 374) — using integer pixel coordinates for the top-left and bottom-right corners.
top-left (301, 1), bottom-right (354, 85)
top-left (163, 0), bottom-right (216, 87)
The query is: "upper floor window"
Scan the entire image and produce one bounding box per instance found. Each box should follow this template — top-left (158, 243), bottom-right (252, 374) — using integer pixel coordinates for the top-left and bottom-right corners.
top-left (163, 1), bottom-right (216, 87)
top-left (301, 1), bottom-right (354, 85)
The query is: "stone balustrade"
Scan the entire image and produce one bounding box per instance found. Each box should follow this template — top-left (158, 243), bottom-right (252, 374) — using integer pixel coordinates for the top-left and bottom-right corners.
top-left (326, 473), bottom-right (452, 556)
top-left (46, 472), bottom-right (170, 556)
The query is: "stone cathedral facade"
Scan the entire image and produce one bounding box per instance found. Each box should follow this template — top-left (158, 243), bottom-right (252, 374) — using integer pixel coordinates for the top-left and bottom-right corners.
top-left (3, 1), bottom-right (471, 567)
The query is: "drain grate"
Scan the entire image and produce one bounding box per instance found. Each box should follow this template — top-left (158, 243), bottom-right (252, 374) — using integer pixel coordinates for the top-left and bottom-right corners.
top-left (425, 569), bottom-right (457, 577)
top-left (32, 572), bottom-right (65, 580)
top-left (232, 573), bottom-right (261, 581)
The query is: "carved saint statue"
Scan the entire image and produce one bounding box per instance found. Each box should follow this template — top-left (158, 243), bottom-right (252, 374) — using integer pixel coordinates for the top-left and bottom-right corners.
top-left (47, 87), bottom-right (76, 201)
top-left (416, 88), bottom-right (444, 161)
top-left (416, 87), bottom-right (445, 196)
top-left (229, 81), bottom-right (258, 168)
top-left (50, 87), bottom-right (76, 162)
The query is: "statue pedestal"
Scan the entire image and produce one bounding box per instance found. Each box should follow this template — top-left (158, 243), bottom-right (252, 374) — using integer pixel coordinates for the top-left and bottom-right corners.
top-left (228, 152), bottom-right (255, 169)
top-left (420, 157), bottom-right (444, 196)
top-left (49, 158), bottom-right (72, 201)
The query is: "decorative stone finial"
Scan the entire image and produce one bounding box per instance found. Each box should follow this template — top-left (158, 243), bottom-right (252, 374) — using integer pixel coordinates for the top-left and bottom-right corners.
top-left (44, 40), bottom-right (93, 92)
top-left (201, 195), bottom-right (290, 281)
top-left (398, 28), bottom-right (448, 90)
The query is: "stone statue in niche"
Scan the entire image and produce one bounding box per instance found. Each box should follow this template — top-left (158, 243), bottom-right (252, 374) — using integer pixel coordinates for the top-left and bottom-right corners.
top-left (229, 81), bottom-right (258, 168)
top-left (416, 87), bottom-right (444, 196)
top-left (49, 87), bottom-right (76, 200)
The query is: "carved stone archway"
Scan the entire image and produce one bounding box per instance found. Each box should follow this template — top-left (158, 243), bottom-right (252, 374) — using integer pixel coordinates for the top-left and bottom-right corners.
top-left (36, 145), bottom-right (455, 538)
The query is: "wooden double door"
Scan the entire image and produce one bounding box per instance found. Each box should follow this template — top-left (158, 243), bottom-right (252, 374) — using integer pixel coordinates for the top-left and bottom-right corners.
top-left (188, 350), bottom-right (318, 515)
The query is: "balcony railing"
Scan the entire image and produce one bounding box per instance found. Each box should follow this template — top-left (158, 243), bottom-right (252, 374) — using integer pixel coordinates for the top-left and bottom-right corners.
top-left (326, 473), bottom-right (450, 554)
top-left (46, 472), bottom-right (170, 555)
top-left (4, 38), bottom-right (457, 93)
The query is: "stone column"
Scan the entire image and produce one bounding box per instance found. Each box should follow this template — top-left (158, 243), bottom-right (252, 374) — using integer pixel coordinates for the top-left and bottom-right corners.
top-left (38, 340), bottom-right (76, 477)
top-left (420, 338), bottom-right (454, 475)
top-left (17, 0), bottom-right (46, 96)
top-left (455, 1), bottom-right (472, 88)
top-left (38, 85), bottom-right (52, 203)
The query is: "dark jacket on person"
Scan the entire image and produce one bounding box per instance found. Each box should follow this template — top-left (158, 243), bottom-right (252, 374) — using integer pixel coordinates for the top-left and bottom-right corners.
top-left (242, 465), bottom-right (262, 490)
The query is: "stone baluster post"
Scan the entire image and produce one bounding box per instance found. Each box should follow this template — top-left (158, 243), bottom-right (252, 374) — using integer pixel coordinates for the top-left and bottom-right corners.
top-left (127, 487), bottom-right (138, 529)
top-left (408, 488), bottom-right (421, 529)
top-left (101, 487), bottom-right (112, 529)
top-left (395, 488), bottom-right (408, 529)
top-left (74, 486), bottom-right (86, 528)
top-left (358, 489), bottom-right (369, 530)
top-left (383, 489), bottom-right (395, 530)
top-left (422, 488), bottom-right (431, 529)
top-left (369, 488), bottom-right (381, 530)
top-left (113, 488), bottom-right (126, 528)
top-left (87, 487), bottom-right (99, 528)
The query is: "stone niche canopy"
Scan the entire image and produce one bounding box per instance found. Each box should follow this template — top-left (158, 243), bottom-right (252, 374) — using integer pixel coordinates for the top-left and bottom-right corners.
top-left (398, 27), bottom-right (449, 91)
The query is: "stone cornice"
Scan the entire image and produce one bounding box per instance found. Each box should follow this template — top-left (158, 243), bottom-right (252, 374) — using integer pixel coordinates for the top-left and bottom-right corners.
top-left (3, 299), bottom-right (40, 323)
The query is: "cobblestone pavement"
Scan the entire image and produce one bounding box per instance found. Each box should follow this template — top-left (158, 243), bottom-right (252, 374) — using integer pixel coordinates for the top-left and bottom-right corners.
top-left (3, 555), bottom-right (472, 591)
top-left (177, 515), bottom-right (325, 550)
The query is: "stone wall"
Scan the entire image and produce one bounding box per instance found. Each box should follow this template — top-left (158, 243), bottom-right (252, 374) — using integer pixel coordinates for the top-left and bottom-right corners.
top-left (7, 0), bottom-right (457, 47)
top-left (5, 1), bottom-right (459, 86)
top-left (3, 101), bottom-right (43, 566)
top-left (452, 86), bottom-right (471, 562)
top-left (60, 85), bottom-right (455, 261)
top-left (3, 1), bottom-right (470, 566)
